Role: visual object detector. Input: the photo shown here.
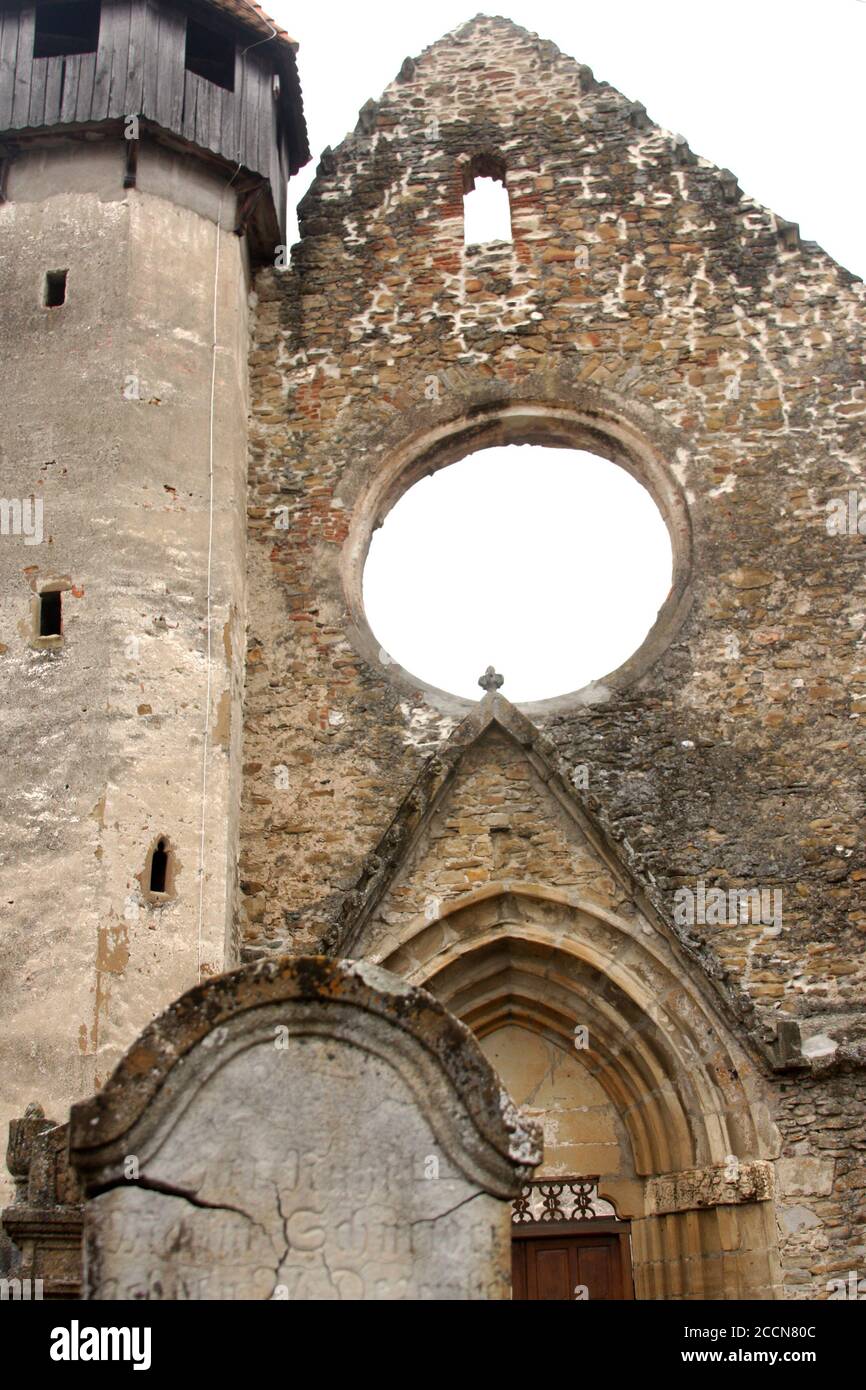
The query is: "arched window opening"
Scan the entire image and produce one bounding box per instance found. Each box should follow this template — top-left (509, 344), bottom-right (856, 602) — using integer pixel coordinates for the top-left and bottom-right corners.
top-left (150, 838), bottom-right (169, 894)
top-left (463, 154), bottom-right (512, 246)
top-left (363, 444), bottom-right (673, 704)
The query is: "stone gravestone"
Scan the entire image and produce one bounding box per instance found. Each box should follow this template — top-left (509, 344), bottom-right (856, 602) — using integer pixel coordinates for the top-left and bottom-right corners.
top-left (69, 957), bottom-right (541, 1300)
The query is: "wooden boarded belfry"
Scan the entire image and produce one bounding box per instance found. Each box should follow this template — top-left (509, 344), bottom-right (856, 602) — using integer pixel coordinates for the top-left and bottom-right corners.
top-left (0, 0), bottom-right (307, 255)
top-left (68, 957), bottom-right (542, 1300)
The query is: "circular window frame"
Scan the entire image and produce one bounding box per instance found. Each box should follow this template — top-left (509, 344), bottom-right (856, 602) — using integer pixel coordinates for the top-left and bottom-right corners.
top-left (341, 402), bottom-right (693, 718)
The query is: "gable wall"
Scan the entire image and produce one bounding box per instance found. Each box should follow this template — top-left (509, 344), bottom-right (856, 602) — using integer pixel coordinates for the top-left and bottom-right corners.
top-left (240, 16), bottom-right (866, 1297)
top-left (364, 726), bottom-right (629, 952)
top-left (243, 15), bottom-right (865, 1049)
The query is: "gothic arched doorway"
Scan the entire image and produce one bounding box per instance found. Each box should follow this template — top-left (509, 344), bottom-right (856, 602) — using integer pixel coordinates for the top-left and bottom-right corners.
top-left (364, 884), bottom-right (782, 1301)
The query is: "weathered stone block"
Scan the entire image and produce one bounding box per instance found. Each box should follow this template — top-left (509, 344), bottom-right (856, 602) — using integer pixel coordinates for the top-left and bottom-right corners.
top-left (69, 957), bottom-right (541, 1300)
top-left (775, 1157), bottom-right (835, 1199)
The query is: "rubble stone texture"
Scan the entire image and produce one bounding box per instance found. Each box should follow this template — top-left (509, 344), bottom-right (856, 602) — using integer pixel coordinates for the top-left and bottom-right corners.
top-left (241, 16), bottom-right (866, 1298)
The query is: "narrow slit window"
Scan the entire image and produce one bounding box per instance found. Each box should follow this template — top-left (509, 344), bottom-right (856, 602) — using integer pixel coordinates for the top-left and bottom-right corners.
top-left (33, 1), bottom-right (101, 59)
top-left (39, 590), bottom-right (62, 637)
top-left (150, 839), bottom-right (169, 894)
top-left (463, 154), bottom-right (512, 246)
top-left (44, 269), bottom-right (67, 307)
top-left (184, 19), bottom-right (235, 91)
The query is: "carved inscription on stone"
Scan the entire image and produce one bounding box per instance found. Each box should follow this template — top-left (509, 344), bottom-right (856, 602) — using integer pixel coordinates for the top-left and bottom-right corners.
top-left (73, 959), bottom-right (542, 1300)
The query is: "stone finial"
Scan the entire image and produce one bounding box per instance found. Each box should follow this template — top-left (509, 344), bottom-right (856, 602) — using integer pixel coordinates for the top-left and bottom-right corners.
top-left (719, 168), bottom-right (740, 204)
top-left (478, 666), bottom-right (504, 693)
top-left (317, 146), bottom-right (336, 176)
top-left (672, 134), bottom-right (697, 168)
top-left (776, 218), bottom-right (801, 252)
top-left (356, 99), bottom-right (379, 135)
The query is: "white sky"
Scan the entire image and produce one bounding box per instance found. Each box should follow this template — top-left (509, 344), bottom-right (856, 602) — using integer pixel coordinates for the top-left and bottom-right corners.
top-left (266, 1), bottom-right (865, 702)
top-left (464, 177), bottom-right (513, 244)
top-left (363, 448), bottom-right (673, 701)
top-left (280, 0), bottom-right (866, 275)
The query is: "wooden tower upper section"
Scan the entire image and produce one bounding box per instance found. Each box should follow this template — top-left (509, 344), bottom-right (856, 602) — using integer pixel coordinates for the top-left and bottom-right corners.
top-left (0, 0), bottom-right (308, 255)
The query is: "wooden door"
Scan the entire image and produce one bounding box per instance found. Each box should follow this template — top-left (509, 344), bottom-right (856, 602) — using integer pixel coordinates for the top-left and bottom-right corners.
top-left (512, 1227), bottom-right (632, 1300)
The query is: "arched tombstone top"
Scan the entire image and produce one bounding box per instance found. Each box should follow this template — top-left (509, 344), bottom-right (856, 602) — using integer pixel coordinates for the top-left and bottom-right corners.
top-left (70, 956), bottom-right (540, 1190)
top-left (68, 957), bottom-right (541, 1299)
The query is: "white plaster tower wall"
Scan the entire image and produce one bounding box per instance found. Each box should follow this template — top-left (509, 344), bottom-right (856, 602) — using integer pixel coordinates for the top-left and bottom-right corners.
top-left (0, 136), bottom-right (251, 1206)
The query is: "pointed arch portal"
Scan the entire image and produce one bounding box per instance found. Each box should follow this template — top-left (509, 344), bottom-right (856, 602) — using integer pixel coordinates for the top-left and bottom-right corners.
top-left (336, 692), bottom-right (784, 1299)
top-left (364, 884), bottom-right (782, 1300)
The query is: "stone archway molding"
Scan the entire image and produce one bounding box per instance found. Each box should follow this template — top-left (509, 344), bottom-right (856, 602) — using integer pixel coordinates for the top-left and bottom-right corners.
top-left (338, 387), bottom-right (695, 718)
top-left (371, 883), bottom-right (783, 1299)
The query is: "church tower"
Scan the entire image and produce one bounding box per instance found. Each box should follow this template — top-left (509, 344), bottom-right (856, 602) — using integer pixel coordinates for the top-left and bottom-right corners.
top-left (0, 0), bottom-right (308, 1207)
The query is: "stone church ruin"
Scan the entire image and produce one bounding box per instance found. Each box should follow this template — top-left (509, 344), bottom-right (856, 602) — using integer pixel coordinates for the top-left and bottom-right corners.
top-left (1, 5), bottom-right (864, 1300)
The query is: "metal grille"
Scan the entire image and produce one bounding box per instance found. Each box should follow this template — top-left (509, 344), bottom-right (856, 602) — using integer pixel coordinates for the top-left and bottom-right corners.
top-left (512, 1178), bottom-right (617, 1224)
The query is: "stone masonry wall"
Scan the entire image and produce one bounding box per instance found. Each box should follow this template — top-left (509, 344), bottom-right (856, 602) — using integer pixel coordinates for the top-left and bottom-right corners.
top-left (365, 725), bottom-right (627, 943)
top-left (774, 1069), bottom-right (866, 1299)
top-left (241, 16), bottom-right (866, 1296)
top-left (243, 15), bottom-right (865, 1048)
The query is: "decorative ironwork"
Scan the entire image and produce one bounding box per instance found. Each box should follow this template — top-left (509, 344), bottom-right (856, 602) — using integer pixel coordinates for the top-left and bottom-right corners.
top-left (511, 1177), bottom-right (617, 1225)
